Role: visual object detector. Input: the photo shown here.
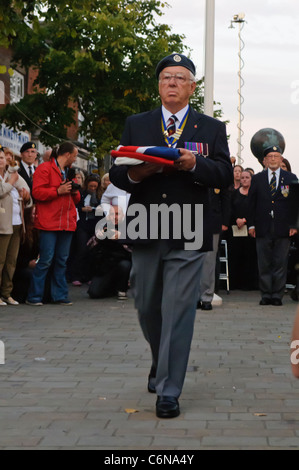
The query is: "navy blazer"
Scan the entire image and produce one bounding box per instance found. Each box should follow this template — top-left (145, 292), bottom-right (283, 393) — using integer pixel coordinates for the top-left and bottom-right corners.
top-left (109, 106), bottom-right (233, 251)
top-left (248, 168), bottom-right (298, 238)
top-left (18, 161), bottom-right (33, 192)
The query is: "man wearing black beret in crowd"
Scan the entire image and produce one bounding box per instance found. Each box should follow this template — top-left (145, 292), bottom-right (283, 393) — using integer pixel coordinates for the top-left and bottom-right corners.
top-left (109, 52), bottom-right (232, 419)
top-left (18, 142), bottom-right (38, 192)
top-left (248, 146), bottom-right (298, 306)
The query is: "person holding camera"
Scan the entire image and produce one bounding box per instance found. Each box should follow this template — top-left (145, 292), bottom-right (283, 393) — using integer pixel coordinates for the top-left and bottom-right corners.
top-left (26, 142), bottom-right (80, 306)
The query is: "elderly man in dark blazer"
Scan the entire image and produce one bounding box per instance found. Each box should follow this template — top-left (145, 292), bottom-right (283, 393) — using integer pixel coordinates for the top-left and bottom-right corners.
top-left (248, 146), bottom-right (297, 306)
top-left (109, 53), bottom-right (233, 418)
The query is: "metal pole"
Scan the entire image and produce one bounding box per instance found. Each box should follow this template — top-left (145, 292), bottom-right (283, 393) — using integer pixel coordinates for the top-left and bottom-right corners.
top-left (204, 0), bottom-right (215, 117)
top-left (237, 22), bottom-right (242, 163)
top-left (230, 14), bottom-right (245, 165)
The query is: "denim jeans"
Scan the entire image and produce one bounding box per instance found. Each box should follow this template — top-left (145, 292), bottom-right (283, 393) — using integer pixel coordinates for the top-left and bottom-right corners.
top-left (27, 230), bottom-right (73, 303)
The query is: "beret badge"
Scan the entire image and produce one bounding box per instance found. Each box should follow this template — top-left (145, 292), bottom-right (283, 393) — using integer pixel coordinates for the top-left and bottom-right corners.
top-left (173, 55), bottom-right (182, 63)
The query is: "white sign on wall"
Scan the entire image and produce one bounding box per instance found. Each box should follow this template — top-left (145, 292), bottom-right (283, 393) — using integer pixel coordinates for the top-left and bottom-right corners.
top-left (0, 124), bottom-right (30, 154)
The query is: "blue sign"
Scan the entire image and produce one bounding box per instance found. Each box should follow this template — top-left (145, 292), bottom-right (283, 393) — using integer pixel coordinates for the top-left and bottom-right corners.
top-left (0, 124), bottom-right (29, 154)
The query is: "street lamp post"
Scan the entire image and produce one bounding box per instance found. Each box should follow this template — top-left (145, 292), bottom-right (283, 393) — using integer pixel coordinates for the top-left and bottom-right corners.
top-left (230, 13), bottom-right (246, 165)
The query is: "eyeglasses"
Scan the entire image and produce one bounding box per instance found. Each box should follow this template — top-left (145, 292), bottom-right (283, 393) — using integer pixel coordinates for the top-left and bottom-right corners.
top-left (159, 73), bottom-right (193, 84)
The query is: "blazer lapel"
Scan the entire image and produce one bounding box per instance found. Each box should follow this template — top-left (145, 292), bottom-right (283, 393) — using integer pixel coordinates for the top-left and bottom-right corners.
top-left (276, 171), bottom-right (287, 199)
top-left (149, 108), bottom-right (166, 146)
top-left (177, 108), bottom-right (203, 148)
top-left (264, 170), bottom-right (273, 198)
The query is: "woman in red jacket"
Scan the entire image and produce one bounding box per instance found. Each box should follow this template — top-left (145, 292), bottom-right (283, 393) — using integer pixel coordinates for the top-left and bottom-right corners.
top-left (26, 142), bottom-right (80, 306)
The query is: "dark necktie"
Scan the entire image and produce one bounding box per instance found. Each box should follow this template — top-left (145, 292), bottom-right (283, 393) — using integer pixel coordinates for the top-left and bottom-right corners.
top-left (163, 115), bottom-right (178, 174)
top-left (269, 171), bottom-right (277, 198)
top-left (28, 165), bottom-right (33, 181)
top-left (167, 115), bottom-right (177, 136)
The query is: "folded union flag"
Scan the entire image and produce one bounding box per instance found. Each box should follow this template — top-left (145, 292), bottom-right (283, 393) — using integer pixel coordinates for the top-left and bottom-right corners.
top-left (111, 146), bottom-right (181, 166)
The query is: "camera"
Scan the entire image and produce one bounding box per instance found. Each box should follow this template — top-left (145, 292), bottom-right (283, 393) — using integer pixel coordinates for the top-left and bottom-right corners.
top-left (70, 180), bottom-right (81, 191)
top-left (67, 167), bottom-right (81, 191)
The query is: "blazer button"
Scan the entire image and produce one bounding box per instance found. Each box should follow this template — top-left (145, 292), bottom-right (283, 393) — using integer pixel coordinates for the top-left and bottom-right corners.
top-left (162, 193), bottom-right (167, 199)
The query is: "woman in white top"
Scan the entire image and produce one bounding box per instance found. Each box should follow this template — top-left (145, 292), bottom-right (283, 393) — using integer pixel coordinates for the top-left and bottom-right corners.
top-left (0, 147), bottom-right (31, 305)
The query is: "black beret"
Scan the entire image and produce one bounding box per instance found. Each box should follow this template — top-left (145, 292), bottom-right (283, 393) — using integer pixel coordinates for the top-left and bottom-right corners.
top-left (20, 141), bottom-right (37, 153)
top-left (155, 53), bottom-right (196, 79)
top-left (263, 145), bottom-right (282, 157)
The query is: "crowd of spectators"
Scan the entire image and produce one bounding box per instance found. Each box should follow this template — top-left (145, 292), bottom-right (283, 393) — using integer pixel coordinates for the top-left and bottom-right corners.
top-left (0, 142), bottom-right (298, 307)
top-left (0, 142), bottom-right (132, 305)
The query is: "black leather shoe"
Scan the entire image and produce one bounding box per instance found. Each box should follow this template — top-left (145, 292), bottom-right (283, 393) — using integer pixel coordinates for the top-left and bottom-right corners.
top-left (259, 298), bottom-right (271, 305)
top-left (271, 298), bottom-right (282, 306)
top-left (201, 301), bottom-right (212, 311)
top-left (196, 301), bottom-right (202, 309)
top-left (156, 396), bottom-right (180, 419)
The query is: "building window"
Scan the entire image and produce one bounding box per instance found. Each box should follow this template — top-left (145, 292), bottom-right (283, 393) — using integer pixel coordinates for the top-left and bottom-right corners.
top-left (10, 70), bottom-right (24, 104)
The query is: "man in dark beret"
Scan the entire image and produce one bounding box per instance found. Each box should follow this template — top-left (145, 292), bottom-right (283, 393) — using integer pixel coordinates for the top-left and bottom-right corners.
top-left (109, 52), bottom-right (232, 418)
top-left (248, 145), bottom-right (298, 306)
top-left (18, 141), bottom-right (38, 192)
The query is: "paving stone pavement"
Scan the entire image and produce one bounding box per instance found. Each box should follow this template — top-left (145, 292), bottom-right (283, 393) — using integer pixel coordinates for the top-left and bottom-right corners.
top-left (0, 285), bottom-right (299, 450)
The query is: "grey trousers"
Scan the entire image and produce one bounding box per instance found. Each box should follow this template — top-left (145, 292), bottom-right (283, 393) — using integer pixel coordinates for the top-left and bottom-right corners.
top-left (256, 236), bottom-right (290, 300)
top-left (131, 240), bottom-right (205, 398)
top-left (199, 233), bottom-right (220, 302)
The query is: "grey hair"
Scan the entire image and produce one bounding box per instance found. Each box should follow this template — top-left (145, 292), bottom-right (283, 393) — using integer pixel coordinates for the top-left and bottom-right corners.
top-left (189, 71), bottom-right (196, 82)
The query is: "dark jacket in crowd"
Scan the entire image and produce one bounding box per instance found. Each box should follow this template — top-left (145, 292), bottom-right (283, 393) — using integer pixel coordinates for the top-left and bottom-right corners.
top-left (248, 169), bottom-right (298, 238)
